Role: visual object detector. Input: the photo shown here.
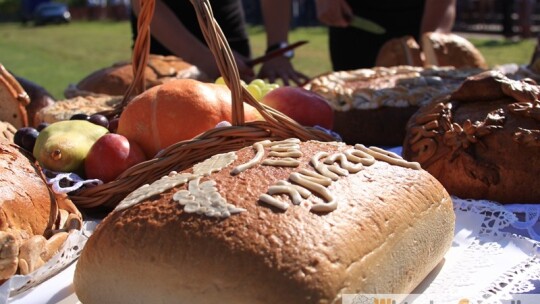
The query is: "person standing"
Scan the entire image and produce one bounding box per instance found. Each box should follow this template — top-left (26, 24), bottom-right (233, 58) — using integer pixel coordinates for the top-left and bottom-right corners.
top-left (130, 0), bottom-right (308, 85)
top-left (518, 0), bottom-right (535, 38)
top-left (314, 0), bottom-right (456, 70)
top-left (502, 0), bottom-right (515, 38)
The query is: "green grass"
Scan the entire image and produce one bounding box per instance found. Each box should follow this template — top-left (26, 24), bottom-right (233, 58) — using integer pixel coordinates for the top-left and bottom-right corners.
top-left (0, 21), bottom-right (536, 99)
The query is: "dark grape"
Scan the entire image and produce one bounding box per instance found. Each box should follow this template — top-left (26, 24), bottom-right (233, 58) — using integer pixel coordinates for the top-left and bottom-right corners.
top-left (70, 113), bottom-right (91, 121)
top-left (108, 117), bottom-right (119, 133)
top-left (13, 129), bottom-right (25, 147)
top-left (36, 122), bottom-right (50, 132)
top-left (14, 127), bottom-right (39, 152)
top-left (89, 114), bottom-right (109, 129)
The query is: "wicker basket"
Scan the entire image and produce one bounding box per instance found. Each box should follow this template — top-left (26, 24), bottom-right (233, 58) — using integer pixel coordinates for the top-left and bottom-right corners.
top-left (69, 0), bottom-right (335, 209)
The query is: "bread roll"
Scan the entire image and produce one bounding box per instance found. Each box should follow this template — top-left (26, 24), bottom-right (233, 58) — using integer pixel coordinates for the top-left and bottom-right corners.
top-left (0, 138), bottom-right (82, 282)
top-left (403, 70), bottom-right (540, 203)
top-left (75, 139), bottom-right (454, 303)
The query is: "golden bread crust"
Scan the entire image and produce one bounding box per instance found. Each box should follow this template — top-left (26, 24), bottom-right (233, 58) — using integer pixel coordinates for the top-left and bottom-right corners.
top-left (75, 140), bottom-right (454, 303)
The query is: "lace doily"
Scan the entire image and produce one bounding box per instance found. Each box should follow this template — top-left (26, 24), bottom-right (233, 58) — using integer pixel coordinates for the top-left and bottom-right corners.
top-left (412, 197), bottom-right (540, 304)
top-left (0, 222), bottom-right (93, 304)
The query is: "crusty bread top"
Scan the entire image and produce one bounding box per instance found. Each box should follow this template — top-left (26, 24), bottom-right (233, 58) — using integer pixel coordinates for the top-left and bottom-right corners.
top-left (77, 140), bottom-right (453, 302)
top-left (0, 138), bottom-right (54, 237)
top-left (0, 64), bottom-right (30, 129)
top-left (422, 32), bottom-right (488, 69)
top-left (68, 55), bottom-right (209, 98)
top-left (375, 35), bottom-right (424, 67)
top-left (304, 65), bottom-right (483, 111)
top-left (0, 138), bottom-right (83, 281)
top-left (35, 95), bottom-right (122, 124)
top-left (403, 71), bottom-right (540, 202)
top-left (0, 121), bottom-right (16, 142)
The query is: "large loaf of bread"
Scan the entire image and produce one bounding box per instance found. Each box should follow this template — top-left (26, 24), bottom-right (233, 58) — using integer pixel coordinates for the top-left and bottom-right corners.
top-left (403, 70), bottom-right (540, 203)
top-left (75, 139), bottom-right (454, 303)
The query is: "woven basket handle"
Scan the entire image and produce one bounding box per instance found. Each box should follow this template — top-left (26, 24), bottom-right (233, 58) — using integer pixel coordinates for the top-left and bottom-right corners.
top-left (120, 0), bottom-right (155, 111)
top-left (190, 0), bottom-right (246, 125)
top-left (189, 0), bottom-right (317, 131)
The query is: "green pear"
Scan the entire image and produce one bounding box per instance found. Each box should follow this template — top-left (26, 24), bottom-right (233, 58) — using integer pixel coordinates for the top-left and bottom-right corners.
top-left (33, 120), bottom-right (109, 174)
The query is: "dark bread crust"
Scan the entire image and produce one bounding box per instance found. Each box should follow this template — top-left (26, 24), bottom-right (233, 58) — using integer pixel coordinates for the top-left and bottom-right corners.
top-left (403, 71), bottom-right (540, 203)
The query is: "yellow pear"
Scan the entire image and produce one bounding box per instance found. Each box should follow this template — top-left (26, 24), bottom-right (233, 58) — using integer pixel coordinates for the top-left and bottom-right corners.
top-left (33, 120), bottom-right (108, 174)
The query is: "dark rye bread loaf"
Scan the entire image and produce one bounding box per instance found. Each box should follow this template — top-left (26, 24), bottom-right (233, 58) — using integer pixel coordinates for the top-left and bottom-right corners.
top-left (75, 139), bottom-right (454, 304)
top-left (403, 70), bottom-right (540, 203)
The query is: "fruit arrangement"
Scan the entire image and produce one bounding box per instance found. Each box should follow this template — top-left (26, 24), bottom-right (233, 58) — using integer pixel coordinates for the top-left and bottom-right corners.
top-left (11, 76), bottom-right (335, 196)
top-left (215, 76), bottom-right (334, 129)
top-left (14, 112), bottom-right (147, 184)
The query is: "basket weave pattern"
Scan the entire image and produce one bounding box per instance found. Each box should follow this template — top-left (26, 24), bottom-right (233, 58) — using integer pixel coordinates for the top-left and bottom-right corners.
top-left (70, 0), bottom-right (334, 209)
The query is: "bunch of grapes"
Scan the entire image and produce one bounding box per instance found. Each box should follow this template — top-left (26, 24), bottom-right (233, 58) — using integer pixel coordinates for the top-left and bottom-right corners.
top-left (215, 77), bottom-right (279, 101)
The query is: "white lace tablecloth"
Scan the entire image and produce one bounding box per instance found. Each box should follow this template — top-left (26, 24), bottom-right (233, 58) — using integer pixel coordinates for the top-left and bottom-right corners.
top-left (412, 197), bottom-right (540, 303)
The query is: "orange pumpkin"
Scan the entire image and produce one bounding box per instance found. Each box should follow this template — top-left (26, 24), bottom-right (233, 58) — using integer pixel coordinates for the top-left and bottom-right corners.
top-left (117, 79), bottom-right (261, 158)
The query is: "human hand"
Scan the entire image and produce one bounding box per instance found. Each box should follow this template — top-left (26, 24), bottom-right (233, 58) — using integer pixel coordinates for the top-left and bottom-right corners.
top-left (232, 51), bottom-right (256, 83)
top-left (197, 50), bottom-right (255, 83)
top-left (315, 0), bottom-right (353, 27)
top-left (257, 57), bottom-right (309, 86)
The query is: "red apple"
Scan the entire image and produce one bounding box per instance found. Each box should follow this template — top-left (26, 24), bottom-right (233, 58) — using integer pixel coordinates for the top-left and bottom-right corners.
top-left (85, 133), bottom-right (147, 183)
top-left (260, 86), bottom-right (334, 129)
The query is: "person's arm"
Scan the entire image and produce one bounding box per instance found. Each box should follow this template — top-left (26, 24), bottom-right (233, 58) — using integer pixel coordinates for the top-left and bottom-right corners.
top-left (420, 0), bottom-right (456, 34)
top-left (257, 0), bottom-right (308, 85)
top-left (131, 0), bottom-right (254, 81)
top-left (314, 0), bottom-right (353, 28)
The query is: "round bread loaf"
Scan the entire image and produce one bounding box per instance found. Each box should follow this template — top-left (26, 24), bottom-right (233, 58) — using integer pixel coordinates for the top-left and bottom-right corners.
top-left (0, 138), bottom-right (82, 282)
top-left (74, 139), bottom-right (454, 303)
top-left (403, 70), bottom-right (540, 203)
top-left (304, 66), bottom-right (482, 146)
top-left (64, 55), bottom-right (210, 98)
top-left (375, 35), bottom-right (424, 67)
top-left (422, 32), bottom-right (488, 69)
